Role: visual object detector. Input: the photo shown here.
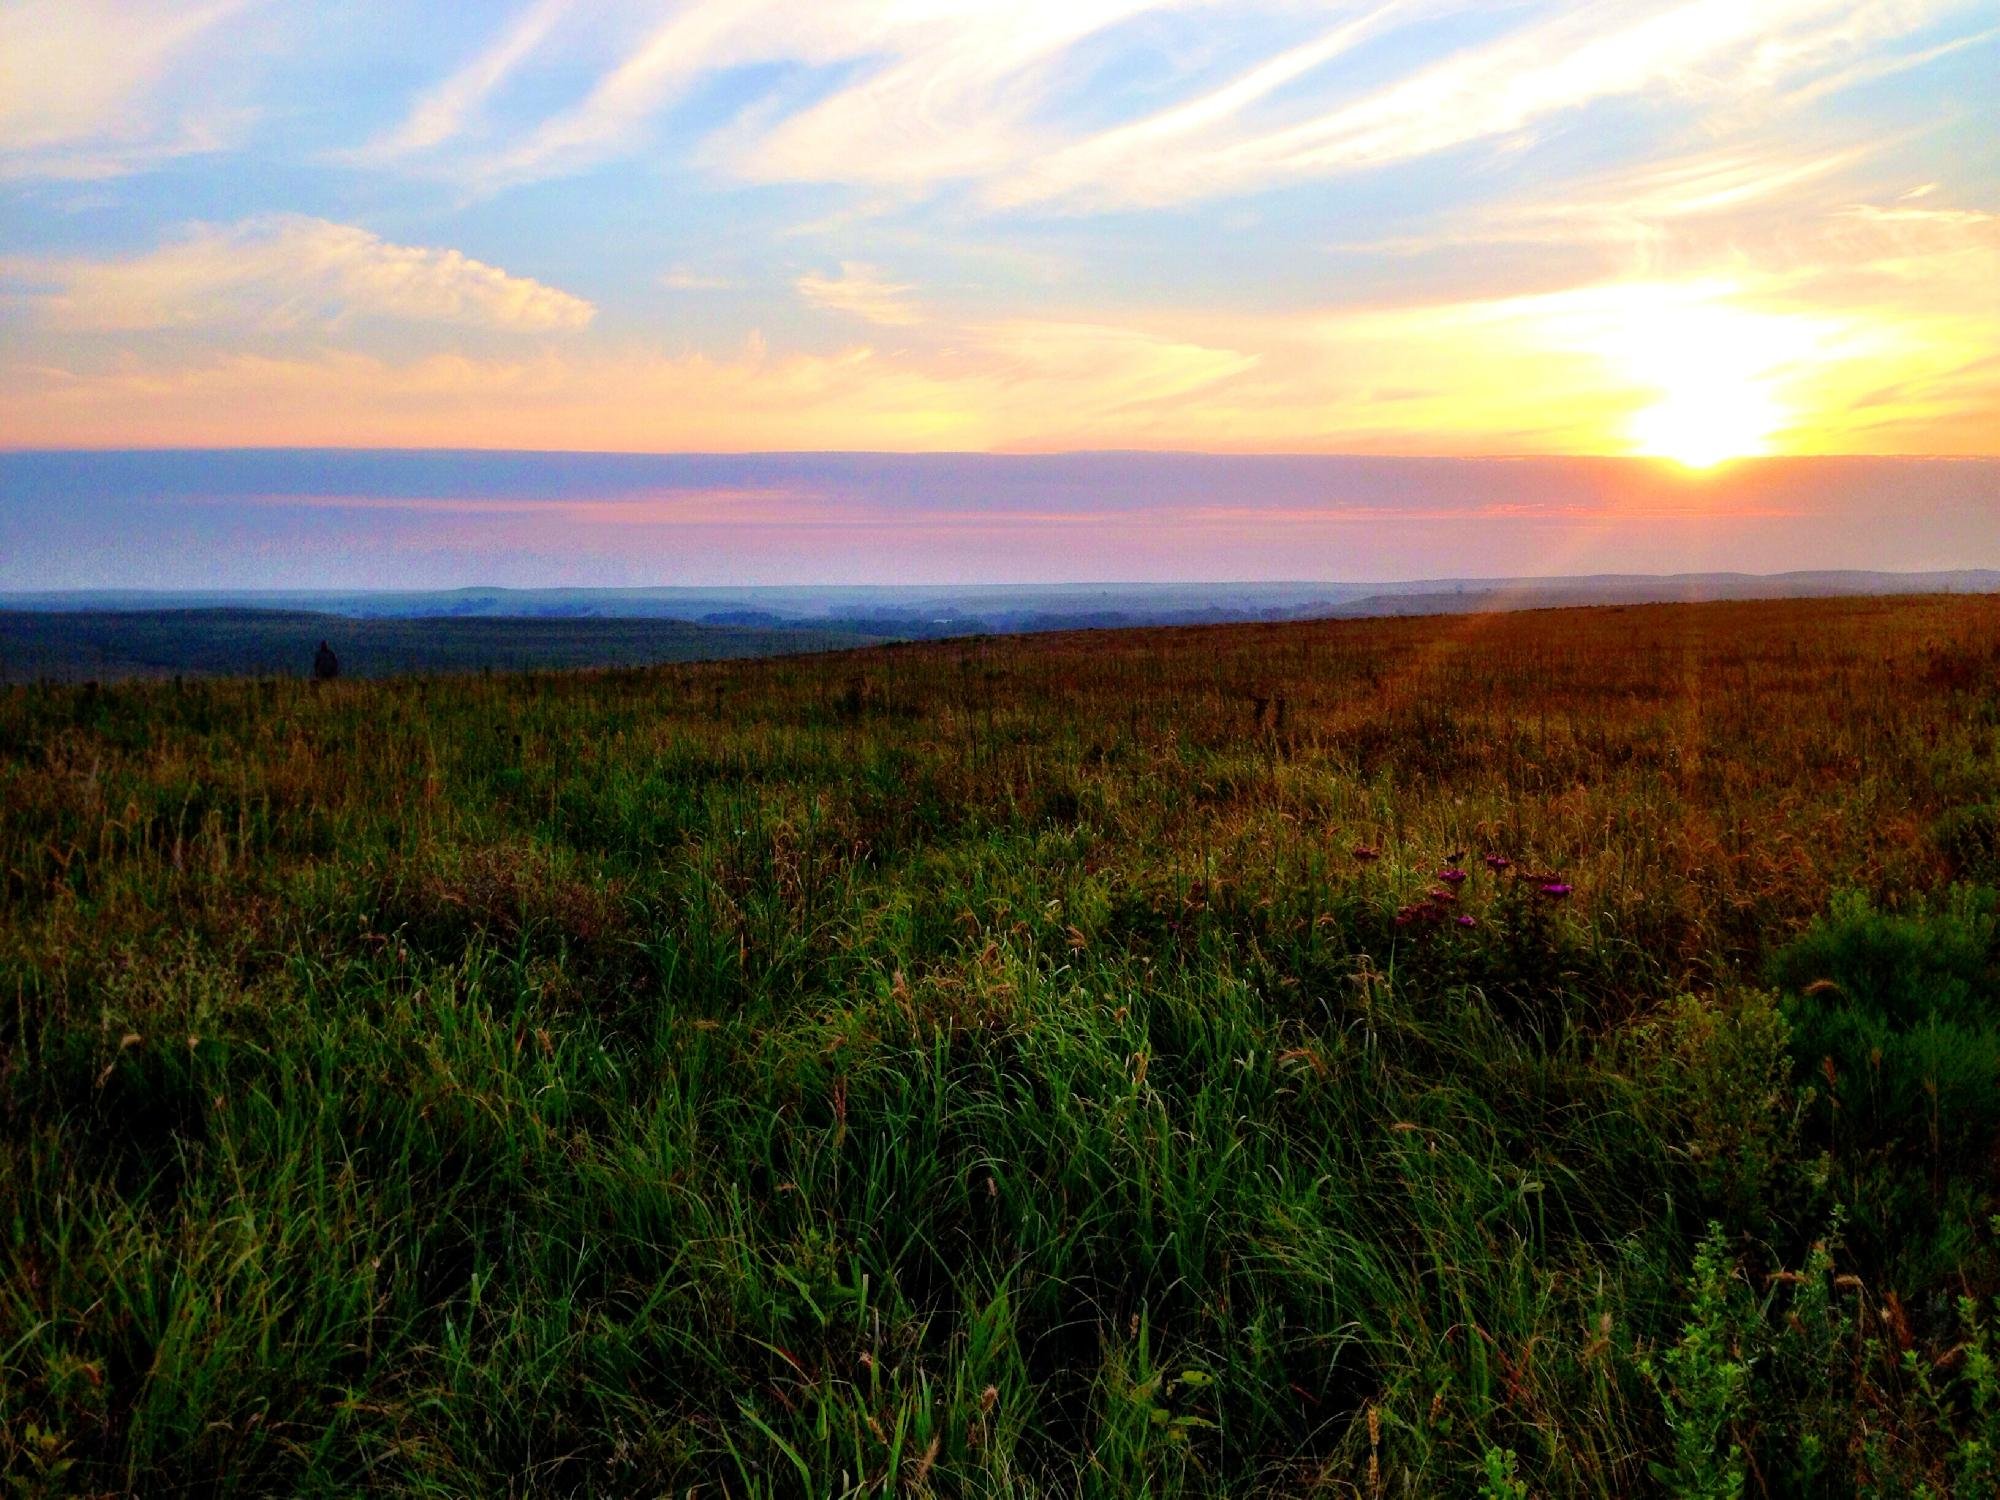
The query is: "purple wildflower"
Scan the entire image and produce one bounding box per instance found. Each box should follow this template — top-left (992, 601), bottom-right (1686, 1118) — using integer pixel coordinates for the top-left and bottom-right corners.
top-left (1537, 882), bottom-right (1574, 899)
top-left (1396, 901), bottom-right (1445, 930)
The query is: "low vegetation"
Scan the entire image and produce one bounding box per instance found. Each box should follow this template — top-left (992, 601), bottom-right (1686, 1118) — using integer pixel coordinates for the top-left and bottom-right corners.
top-left (0, 609), bottom-right (876, 683)
top-left (4, 595), bottom-right (2000, 1495)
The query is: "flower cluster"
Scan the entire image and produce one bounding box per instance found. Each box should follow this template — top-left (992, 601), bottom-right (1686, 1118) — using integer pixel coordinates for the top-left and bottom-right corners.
top-left (1352, 838), bottom-right (1576, 934)
top-left (1394, 892), bottom-right (1468, 930)
top-left (1394, 881), bottom-right (1477, 931)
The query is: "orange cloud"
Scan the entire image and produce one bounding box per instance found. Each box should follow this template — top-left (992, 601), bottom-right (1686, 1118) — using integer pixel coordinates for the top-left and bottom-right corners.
top-left (0, 320), bottom-right (1254, 451)
top-left (5, 187), bottom-right (1993, 458)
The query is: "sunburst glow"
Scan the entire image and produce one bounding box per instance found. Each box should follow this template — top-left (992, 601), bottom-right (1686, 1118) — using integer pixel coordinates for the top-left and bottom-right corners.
top-left (1590, 284), bottom-right (1826, 469)
top-left (1629, 376), bottom-right (1783, 469)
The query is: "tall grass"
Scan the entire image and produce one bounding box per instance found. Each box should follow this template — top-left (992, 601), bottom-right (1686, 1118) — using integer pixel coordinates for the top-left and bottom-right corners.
top-left (4, 596), bottom-right (2000, 1494)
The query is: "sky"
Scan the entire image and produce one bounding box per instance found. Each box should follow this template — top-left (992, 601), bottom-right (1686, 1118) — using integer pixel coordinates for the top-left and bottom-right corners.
top-left (5, 450), bottom-right (1997, 587)
top-left (1, 2), bottom-right (1996, 585)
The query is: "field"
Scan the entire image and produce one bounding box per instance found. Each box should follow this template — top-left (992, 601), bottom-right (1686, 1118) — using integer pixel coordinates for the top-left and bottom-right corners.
top-left (5, 595), bottom-right (2000, 1496)
top-left (0, 610), bottom-right (879, 684)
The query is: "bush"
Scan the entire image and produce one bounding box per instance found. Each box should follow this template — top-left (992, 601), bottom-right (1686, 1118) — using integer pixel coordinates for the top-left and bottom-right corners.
top-left (1647, 1222), bottom-right (1753, 1500)
top-left (1934, 803), bottom-right (2000, 883)
top-left (1625, 990), bottom-right (1793, 1221)
top-left (1724, 1208), bottom-right (2000, 1496)
top-left (1773, 886), bottom-right (2000, 1165)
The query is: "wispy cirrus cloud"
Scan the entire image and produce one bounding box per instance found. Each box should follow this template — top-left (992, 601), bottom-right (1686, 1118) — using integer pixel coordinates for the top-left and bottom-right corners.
top-left (461, 0), bottom-right (1181, 189)
top-left (347, 0), bottom-right (1373, 192)
top-left (994, 0), bottom-right (1981, 210)
top-left (9, 215), bottom-right (594, 333)
top-left (795, 263), bottom-right (922, 326)
top-left (0, 313), bottom-right (1256, 451)
top-left (1331, 142), bottom-right (1883, 261)
top-left (968, 1), bottom-right (1427, 210)
top-left (339, 0), bottom-right (577, 165)
top-left (1518, 145), bottom-right (1879, 229)
top-left (660, 267), bottom-right (738, 292)
top-left (722, 0), bottom-right (1171, 193)
top-left (0, 0), bottom-right (260, 179)
top-left (348, 0), bottom-right (1989, 213)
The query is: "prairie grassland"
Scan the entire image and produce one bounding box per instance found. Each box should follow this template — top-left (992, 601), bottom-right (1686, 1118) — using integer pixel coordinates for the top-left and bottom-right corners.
top-left (5, 596), bottom-right (2000, 1496)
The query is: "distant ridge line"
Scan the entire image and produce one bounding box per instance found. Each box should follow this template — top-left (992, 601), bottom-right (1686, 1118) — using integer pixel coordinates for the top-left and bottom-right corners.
top-left (6, 569), bottom-right (1999, 636)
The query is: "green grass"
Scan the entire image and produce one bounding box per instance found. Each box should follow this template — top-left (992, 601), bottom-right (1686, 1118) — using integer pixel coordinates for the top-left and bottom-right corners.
top-left (5, 596), bottom-right (2000, 1495)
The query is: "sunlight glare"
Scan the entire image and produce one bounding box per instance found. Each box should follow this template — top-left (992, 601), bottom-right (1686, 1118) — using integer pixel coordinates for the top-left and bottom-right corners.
top-left (1628, 374), bottom-right (1782, 469)
top-left (1608, 286), bottom-right (1811, 468)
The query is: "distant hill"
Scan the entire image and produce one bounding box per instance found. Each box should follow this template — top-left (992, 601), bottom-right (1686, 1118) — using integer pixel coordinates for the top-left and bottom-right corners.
top-left (6, 569), bottom-right (1998, 641)
top-left (0, 609), bottom-right (878, 683)
top-left (8, 572), bottom-right (1998, 681)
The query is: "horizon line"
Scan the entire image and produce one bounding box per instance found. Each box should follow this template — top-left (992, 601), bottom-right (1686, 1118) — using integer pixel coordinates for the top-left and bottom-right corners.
top-left (6, 445), bottom-right (1999, 464)
top-left (10, 566), bottom-right (1999, 598)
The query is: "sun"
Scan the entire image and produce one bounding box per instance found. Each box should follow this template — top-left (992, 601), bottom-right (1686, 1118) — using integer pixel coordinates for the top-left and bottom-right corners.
top-left (1540, 279), bottom-right (1825, 469)
top-left (1613, 292), bottom-right (1798, 468)
top-left (1628, 375), bottom-right (1782, 470)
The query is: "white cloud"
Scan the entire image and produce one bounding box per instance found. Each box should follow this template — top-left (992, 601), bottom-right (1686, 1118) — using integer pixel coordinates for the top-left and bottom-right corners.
top-left (997, 0), bottom-right (1981, 209)
top-left (342, 0), bottom-right (578, 164)
top-left (367, 0), bottom-right (1985, 213)
top-left (382, 0), bottom-right (1235, 189)
top-left (1331, 143), bottom-right (1883, 259)
top-left (485, 0), bottom-right (815, 184)
top-left (660, 267), bottom-right (737, 291)
top-left (726, 0), bottom-right (1167, 192)
top-left (16, 215), bottom-right (595, 333)
top-left (795, 263), bottom-right (921, 325)
top-left (0, 0), bottom-right (257, 178)
top-left (981, 2), bottom-right (1424, 209)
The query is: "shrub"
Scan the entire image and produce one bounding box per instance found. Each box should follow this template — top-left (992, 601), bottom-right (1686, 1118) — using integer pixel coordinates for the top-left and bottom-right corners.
top-left (1478, 1445), bottom-right (1530, 1500)
top-left (1773, 887), bottom-right (2000, 1165)
top-left (1899, 1290), bottom-right (2000, 1497)
top-left (1934, 803), bottom-right (2000, 883)
top-left (1772, 886), bottom-right (2000, 1297)
top-left (1625, 990), bottom-right (1794, 1221)
top-left (1749, 1210), bottom-right (2000, 1495)
top-left (1647, 1222), bottom-right (1753, 1500)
